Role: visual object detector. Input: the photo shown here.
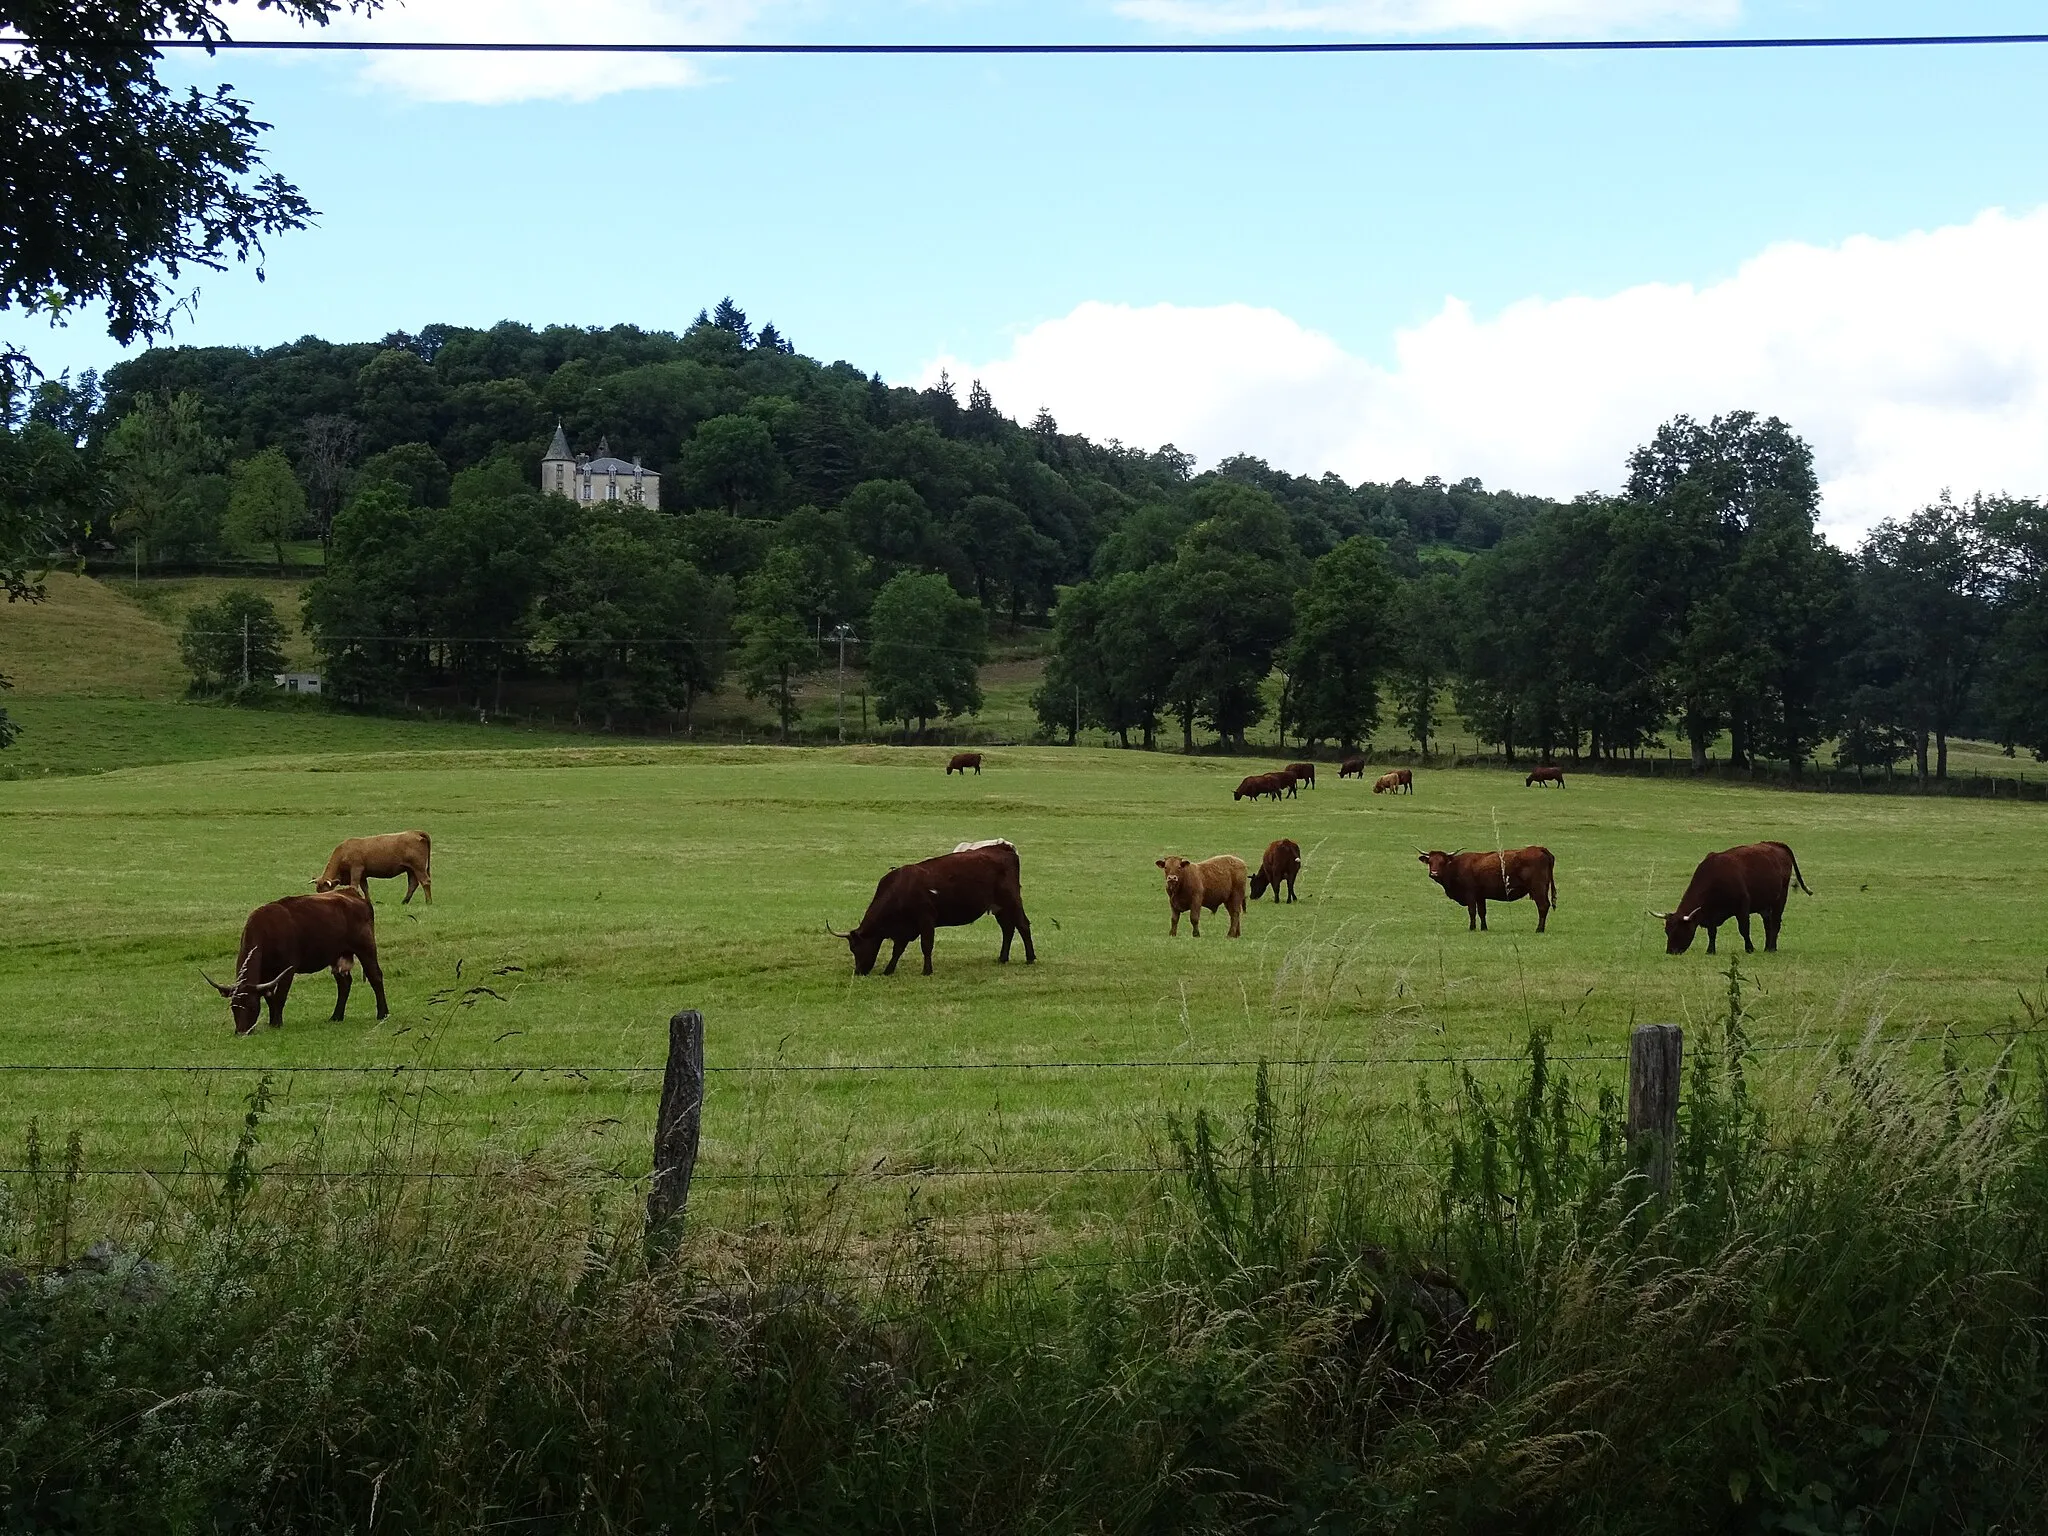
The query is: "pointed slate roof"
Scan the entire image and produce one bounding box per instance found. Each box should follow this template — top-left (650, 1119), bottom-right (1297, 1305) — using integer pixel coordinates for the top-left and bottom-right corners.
top-left (543, 423), bottom-right (573, 461)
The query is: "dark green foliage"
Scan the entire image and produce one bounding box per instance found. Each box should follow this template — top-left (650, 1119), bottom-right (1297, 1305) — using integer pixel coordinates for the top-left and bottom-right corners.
top-left (1284, 535), bottom-right (1400, 751)
top-left (352, 440), bottom-right (450, 509)
top-left (178, 587), bottom-right (288, 693)
top-left (867, 570), bottom-right (987, 736)
top-left (0, 1), bottom-right (371, 352)
top-left (734, 547), bottom-right (816, 739)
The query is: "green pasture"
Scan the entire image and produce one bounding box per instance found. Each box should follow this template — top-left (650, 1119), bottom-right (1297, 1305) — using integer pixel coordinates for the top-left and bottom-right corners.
top-left (4, 743), bottom-right (2045, 1234)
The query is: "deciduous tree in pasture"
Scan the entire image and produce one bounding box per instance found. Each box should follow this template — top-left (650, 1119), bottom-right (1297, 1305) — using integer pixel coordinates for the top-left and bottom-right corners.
top-left (1856, 497), bottom-right (1998, 780)
top-left (868, 571), bottom-right (986, 739)
top-left (736, 547), bottom-right (818, 740)
top-left (1392, 566), bottom-right (1462, 759)
top-left (104, 390), bottom-right (224, 563)
top-left (1286, 535), bottom-right (1400, 753)
top-left (225, 447), bottom-right (307, 569)
top-left (1979, 496), bottom-right (2048, 761)
top-left (180, 588), bottom-right (288, 693)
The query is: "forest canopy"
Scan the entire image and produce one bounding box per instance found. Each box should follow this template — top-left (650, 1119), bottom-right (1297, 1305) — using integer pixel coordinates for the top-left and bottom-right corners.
top-left (9, 302), bottom-right (2047, 772)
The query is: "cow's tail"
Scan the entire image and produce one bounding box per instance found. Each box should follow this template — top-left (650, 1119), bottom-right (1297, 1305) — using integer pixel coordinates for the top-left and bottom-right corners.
top-left (1778, 842), bottom-right (1812, 895)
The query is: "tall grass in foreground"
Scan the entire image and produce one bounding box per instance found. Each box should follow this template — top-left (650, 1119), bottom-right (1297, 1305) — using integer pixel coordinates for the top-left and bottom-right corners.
top-left (4, 1000), bottom-right (2046, 1532)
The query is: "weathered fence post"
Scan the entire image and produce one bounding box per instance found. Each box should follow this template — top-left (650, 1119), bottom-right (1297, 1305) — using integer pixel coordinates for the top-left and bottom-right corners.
top-left (646, 1009), bottom-right (704, 1253)
top-left (1627, 1024), bottom-right (1684, 1196)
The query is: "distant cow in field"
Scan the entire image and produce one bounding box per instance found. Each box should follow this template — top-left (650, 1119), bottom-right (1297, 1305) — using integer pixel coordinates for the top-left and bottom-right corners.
top-left (1339, 757), bottom-right (1367, 780)
top-left (1655, 842), bottom-right (1812, 955)
top-left (1374, 769), bottom-right (1414, 795)
top-left (1286, 762), bottom-right (1316, 790)
top-left (1525, 767), bottom-right (1566, 788)
top-left (1417, 846), bottom-right (1558, 933)
top-left (316, 830), bottom-right (432, 904)
top-left (1157, 854), bottom-right (1248, 938)
top-left (1250, 839), bottom-right (1301, 904)
top-left (946, 752), bottom-right (983, 776)
top-left (833, 841), bottom-right (1034, 976)
top-left (203, 888), bottom-right (388, 1034)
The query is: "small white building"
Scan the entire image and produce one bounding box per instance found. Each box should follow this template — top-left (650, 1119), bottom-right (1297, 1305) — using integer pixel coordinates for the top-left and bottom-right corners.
top-left (541, 424), bottom-right (660, 510)
top-left (275, 672), bottom-right (322, 695)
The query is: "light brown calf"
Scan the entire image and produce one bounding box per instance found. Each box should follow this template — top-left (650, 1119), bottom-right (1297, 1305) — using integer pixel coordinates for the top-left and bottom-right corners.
top-left (1373, 769), bottom-right (1414, 795)
top-left (316, 830), bottom-right (433, 904)
top-left (1156, 854), bottom-right (1248, 938)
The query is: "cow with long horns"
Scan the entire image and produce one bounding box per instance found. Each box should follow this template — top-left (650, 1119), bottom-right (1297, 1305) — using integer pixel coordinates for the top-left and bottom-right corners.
top-left (831, 841), bottom-right (1035, 976)
top-left (204, 888), bottom-right (388, 1034)
top-left (1417, 846), bottom-right (1558, 933)
top-left (1653, 842), bottom-right (1812, 955)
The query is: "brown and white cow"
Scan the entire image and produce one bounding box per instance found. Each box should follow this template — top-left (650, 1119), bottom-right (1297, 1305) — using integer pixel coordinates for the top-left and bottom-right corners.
top-left (1157, 854), bottom-right (1248, 938)
top-left (1286, 762), bottom-right (1316, 790)
top-left (1654, 842), bottom-right (1812, 955)
top-left (946, 752), bottom-right (983, 776)
top-left (316, 830), bottom-right (432, 904)
top-left (1338, 757), bottom-right (1368, 780)
top-left (1373, 769), bottom-right (1414, 795)
top-left (1525, 767), bottom-right (1566, 788)
top-left (1249, 839), bottom-right (1301, 904)
top-left (833, 842), bottom-right (1034, 976)
top-left (203, 888), bottom-right (388, 1034)
top-left (1417, 846), bottom-right (1558, 933)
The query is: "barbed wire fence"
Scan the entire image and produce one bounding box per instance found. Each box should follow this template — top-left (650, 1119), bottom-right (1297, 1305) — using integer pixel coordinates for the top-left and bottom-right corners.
top-left (5, 1017), bottom-right (2042, 1193)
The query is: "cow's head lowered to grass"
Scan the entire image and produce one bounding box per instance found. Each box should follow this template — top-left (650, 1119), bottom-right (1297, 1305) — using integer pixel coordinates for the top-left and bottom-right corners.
top-left (1652, 908), bottom-right (1707, 955)
top-left (201, 948), bottom-right (287, 1035)
top-left (828, 920), bottom-right (887, 976)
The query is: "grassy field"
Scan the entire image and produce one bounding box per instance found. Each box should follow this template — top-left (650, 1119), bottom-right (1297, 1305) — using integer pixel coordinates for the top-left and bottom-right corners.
top-left (4, 742), bottom-right (2045, 1233)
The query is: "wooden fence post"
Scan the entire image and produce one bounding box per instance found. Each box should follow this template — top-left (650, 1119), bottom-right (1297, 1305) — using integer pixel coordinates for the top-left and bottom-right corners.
top-left (646, 1009), bottom-right (704, 1252)
top-left (1627, 1024), bottom-right (1684, 1196)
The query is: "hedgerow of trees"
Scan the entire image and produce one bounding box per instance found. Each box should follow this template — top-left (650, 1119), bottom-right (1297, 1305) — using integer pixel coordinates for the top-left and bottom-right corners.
top-left (8, 300), bottom-right (2048, 772)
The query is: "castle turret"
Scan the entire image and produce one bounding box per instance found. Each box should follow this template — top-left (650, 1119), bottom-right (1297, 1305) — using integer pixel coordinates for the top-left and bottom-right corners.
top-left (541, 422), bottom-right (575, 499)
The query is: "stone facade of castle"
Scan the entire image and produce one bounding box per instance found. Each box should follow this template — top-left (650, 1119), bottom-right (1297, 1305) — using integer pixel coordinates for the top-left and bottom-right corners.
top-left (540, 425), bottom-right (660, 510)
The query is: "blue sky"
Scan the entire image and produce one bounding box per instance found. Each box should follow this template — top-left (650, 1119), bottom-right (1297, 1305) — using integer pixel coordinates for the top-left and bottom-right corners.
top-left (17, 0), bottom-right (2048, 534)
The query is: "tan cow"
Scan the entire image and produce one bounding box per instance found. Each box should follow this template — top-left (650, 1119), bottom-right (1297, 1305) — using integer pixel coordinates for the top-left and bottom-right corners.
top-left (1373, 769), bottom-right (1414, 795)
top-left (1156, 854), bottom-right (1248, 938)
top-left (316, 830), bottom-right (433, 904)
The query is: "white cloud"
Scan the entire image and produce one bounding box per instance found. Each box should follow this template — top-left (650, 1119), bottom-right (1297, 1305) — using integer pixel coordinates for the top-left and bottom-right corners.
top-left (1113, 0), bottom-right (1737, 37)
top-left (241, 0), bottom-right (781, 104)
top-left (921, 206), bottom-right (2048, 543)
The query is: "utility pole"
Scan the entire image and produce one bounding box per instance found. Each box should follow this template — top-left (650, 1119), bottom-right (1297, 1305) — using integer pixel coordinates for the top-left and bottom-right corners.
top-left (242, 616), bottom-right (250, 688)
top-left (832, 624), bottom-right (855, 744)
top-left (1074, 681), bottom-right (1080, 746)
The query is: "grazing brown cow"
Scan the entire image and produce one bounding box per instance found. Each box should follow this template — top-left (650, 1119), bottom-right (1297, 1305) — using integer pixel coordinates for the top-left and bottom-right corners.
top-left (1234, 772), bottom-right (1294, 802)
top-left (1373, 769), bottom-right (1414, 795)
top-left (1525, 766), bottom-right (1566, 788)
top-left (1338, 757), bottom-right (1367, 780)
top-left (1286, 762), bottom-right (1316, 790)
top-left (946, 752), bottom-right (983, 776)
top-left (1250, 838), bottom-right (1302, 904)
top-left (833, 842), bottom-right (1034, 976)
top-left (1266, 771), bottom-right (1297, 801)
top-left (1157, 854), bottom-right (1248, 937)
top-left (1417, 846), bottom-right (1558, 933)
top-left (1655, 842), bottom-right (1812, 955)
top-left (316, 830), bottom-right (432, 904)
top-left (203, 889), bottom-right (388, 1034)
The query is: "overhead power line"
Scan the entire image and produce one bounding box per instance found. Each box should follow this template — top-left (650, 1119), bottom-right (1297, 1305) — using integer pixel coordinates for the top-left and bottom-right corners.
top-left (18, 32), bottom-right (2048, 58)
